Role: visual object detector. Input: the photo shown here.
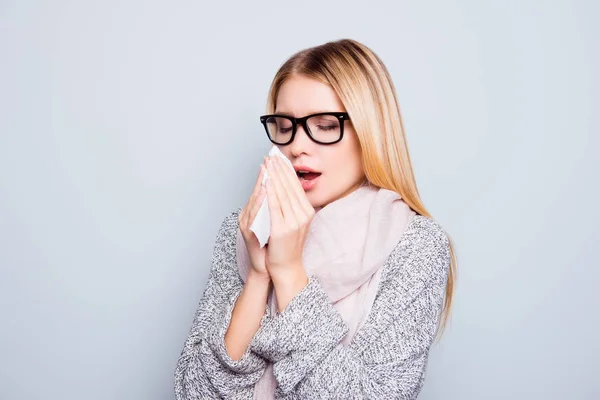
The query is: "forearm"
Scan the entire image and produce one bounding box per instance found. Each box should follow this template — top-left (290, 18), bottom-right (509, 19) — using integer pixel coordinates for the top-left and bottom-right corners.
top-left (175, 210), bottom-right (271, 399)
top-left (250, 276), bottom-right (434, 398)
top-left (224, 270), bottom-right (272, 360)
top-left (175, 268), bottom-right (267, 399)
top-left (176, 271), bottom-right (269, 400)
top-left (281, 339), bottom-right (428, 399)
top-left (271, 283), bottom-right (436, 398)
top-left (250, 217), bottom-right (452, 398)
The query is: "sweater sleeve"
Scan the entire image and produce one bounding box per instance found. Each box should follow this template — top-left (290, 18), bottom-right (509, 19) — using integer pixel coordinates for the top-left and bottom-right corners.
top-left (174, 210), bottom-right (269, 400)
top-left (249, 217), bottom-right (451, 399)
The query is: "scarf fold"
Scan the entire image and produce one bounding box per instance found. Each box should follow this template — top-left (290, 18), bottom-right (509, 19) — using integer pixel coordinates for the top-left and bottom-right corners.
top-left (235, 181), bottom-right (416, 399)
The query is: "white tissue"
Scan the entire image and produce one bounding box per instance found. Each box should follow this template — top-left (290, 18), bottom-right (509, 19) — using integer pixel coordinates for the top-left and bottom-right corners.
top-left (250, 145), bottom-right (295, 248)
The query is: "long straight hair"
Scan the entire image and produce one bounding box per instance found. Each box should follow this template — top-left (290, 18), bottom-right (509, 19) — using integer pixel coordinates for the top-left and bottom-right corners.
top-left (264, 39), bottom-right (457, 340)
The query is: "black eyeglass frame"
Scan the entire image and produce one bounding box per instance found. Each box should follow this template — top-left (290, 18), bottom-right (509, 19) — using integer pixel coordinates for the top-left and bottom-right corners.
top-left (259, 112), bottom-right (351, 145)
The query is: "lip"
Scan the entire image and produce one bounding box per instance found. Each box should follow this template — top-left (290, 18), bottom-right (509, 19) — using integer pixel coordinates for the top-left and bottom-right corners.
top-left (299, 174), bottom-right (320, 191)
top-left (293, 165), bottom-right (320, 174)
top-left (293, 165), bottom-right (321, 191)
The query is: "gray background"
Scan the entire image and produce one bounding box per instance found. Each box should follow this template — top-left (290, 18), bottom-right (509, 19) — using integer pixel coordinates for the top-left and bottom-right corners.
top-left (1, 1), bottom-right (598, 399)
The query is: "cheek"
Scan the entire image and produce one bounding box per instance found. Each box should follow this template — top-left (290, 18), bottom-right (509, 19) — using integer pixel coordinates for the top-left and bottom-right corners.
top-left (343, 133), bottom-right (364, 175)
top-left (324, 144), bottom-right (363, 182)
top-left (279, 147), bottom-right (292, 159)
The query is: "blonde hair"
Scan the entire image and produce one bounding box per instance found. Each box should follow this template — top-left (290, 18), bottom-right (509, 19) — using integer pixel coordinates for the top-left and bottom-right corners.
top-left (264, 38), bottom-right (457, 340)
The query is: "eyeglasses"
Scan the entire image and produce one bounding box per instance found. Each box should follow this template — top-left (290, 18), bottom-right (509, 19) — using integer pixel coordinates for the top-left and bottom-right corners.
top-left (259, 112), bottom-right (350, 145)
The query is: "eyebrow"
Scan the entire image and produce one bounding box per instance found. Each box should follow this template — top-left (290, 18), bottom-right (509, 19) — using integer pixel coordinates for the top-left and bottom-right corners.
top-left (273, 110), bottom-right (344, 117)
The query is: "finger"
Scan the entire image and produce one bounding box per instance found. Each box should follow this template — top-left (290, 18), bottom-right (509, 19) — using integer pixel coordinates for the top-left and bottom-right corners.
top-left (272, 157), bottom-right (305, 222)
top-left (265, 163), bottom-right (284, 227)
top-left (251, 163), bottom-right (266, 200)
top-left (243, 164), bottom-right (266, 227)
top-left (267, 157), bottom-right (296, 223)
top-left (243, 187), bottom-right (266, 245)
top-left (249, 179), bottom-right (266, 222)
top-left (274, 157), bottom-right (313, 214)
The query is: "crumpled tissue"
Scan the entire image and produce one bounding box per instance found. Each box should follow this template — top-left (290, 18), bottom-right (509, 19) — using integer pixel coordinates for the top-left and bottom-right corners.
top-left (250, 145), bottom-right (295, 248)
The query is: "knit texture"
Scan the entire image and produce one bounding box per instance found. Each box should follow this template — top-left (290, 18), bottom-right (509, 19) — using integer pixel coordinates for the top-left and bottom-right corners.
top-left (174, 207), bottom-right (451, 399)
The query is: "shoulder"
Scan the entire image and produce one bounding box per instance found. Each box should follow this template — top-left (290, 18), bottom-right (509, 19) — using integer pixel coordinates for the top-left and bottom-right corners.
top-left (219, 206), bottom-right (243, 232)
top-left (385, 215), bottom-right (451, 284)
top-left (404, 215), bottom-right (450, 249)
top-left (213, 206), bottom-right (243, 243)
top-left (208, 207), bottom-right (243, 270)
top-left (349, 215), bottom-right (451, 352)
top-left (205, 207), bottom-right (245, 290)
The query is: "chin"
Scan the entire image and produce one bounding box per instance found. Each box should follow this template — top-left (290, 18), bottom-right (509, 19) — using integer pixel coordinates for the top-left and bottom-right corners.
top-left (305, 192), bottom-right (319, 209)
top-left (307, 190), bottom-right (336, 210)
top-left (305, 191), bottom-right (326, 209)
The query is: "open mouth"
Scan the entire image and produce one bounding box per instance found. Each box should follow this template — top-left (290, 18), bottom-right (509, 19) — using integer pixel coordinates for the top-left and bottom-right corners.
top-left (293, 165), bottom-right (322, 191)
top-left (296, 170), bottom-right (322, 181)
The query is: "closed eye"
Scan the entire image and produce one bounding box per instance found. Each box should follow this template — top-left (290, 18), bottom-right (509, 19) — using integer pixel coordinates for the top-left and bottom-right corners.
top-left (316, 125), bottom-right (337, 131)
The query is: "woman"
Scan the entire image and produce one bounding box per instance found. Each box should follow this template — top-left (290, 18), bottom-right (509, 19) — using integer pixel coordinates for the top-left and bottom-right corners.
top-left (174, 38), bottom-right (457, 399)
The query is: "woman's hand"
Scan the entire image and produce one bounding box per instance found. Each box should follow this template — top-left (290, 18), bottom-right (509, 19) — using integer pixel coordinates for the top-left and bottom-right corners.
top-left (264, 156), bottom-right (315, 285)
top-left (238, 163), bottom-right (269, 282)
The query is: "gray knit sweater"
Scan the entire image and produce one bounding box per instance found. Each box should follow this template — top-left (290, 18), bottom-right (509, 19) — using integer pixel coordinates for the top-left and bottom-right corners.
top-left (174, 207), bottom-right (451, 399)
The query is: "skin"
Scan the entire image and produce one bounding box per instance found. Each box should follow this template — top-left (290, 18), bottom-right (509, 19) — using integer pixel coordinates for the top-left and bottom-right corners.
top-left (276, 74), bottom-right (365, 209)
top-left (225, 75), bottom-right (365, 361)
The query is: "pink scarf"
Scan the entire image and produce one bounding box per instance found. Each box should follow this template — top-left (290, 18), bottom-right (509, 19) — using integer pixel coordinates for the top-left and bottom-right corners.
top-left (235, 181), bottom-right (416, 399)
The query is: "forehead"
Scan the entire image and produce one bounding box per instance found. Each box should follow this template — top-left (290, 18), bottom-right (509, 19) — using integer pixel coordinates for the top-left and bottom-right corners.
top-left (275, 75), bottom-right (345, 116)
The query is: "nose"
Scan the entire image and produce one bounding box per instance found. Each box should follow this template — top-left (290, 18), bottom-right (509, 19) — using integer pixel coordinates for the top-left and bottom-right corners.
top-left (289, 123), bottom-right (313, 157)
